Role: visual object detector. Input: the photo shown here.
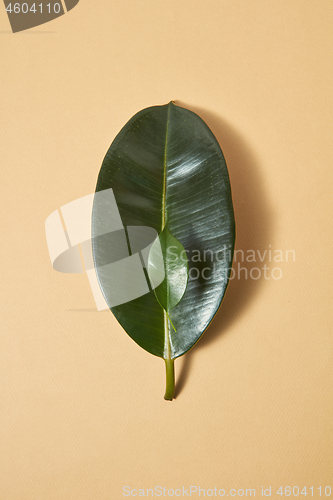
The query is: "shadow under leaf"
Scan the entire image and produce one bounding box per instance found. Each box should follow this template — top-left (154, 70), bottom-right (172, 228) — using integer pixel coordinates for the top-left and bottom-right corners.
top-left (174, 102), bottom-right (274, 398)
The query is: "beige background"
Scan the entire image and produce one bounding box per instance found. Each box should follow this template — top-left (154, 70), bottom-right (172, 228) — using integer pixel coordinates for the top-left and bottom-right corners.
top-left (1, 1), bottom-right (332, 499)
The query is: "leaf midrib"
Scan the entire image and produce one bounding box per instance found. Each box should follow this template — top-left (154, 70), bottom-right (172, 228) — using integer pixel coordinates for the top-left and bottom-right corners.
top-left (161, 103), bottom-right (171, 231)
top-left (162, 103), bottom-right (172, 361)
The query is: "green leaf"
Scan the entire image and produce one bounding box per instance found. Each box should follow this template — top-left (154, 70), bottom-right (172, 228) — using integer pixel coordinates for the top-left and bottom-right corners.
top-left (148, 223), bottom-right (189, 331)
top-left (92, 101), bottom-right (235, 400)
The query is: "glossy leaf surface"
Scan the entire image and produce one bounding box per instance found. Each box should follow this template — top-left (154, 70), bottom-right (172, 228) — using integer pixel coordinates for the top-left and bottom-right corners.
top-left (92, 102), bottom-right (235, 361)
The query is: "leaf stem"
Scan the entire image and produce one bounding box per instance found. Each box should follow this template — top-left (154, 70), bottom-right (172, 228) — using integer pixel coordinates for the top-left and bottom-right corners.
top-left (164, 358), bottom-right (175, 401)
